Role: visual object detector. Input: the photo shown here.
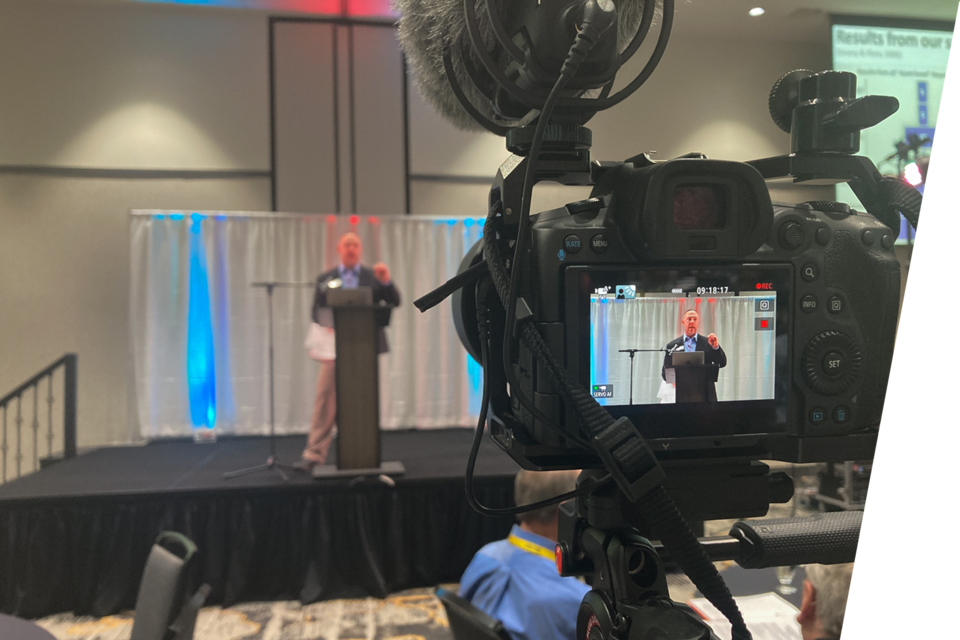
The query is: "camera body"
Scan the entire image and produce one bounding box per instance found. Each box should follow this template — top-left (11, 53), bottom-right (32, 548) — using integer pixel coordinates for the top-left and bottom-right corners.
top-left (486, 154), bottom-right (901, 469)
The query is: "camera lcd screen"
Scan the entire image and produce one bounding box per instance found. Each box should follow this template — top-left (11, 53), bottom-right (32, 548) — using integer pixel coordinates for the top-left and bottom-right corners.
top-left (570, 266), bottom-right (791, 439)
top-left (673, 184), bottom-right (726, 230)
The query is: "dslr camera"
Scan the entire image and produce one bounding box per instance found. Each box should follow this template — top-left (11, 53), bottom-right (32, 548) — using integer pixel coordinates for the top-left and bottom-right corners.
top-left (409, 1), bottom-right (921, 636)
top-left (455, 69), bottom-right (905, 489)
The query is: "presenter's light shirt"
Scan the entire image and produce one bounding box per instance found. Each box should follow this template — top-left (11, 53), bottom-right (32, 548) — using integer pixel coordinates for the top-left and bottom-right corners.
top-left (459, 525), bottom-right (590, 640)
top-left (684, 334), bottom-right (698, 352)
top-left (338, 264), bottom-right (361, 290)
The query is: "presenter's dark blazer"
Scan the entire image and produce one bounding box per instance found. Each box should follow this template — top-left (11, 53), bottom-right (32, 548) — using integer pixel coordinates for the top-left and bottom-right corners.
top-left (312, 266), bottom-right (401, 354)
top-left (661, 334), bottom-right (727, 401)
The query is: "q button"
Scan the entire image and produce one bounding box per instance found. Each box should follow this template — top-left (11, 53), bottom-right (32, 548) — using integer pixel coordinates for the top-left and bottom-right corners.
top-left (800, 263), bottom-right (819, 282)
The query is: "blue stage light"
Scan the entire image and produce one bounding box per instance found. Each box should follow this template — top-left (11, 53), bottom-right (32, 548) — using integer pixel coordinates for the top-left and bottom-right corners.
top-left (187, 216), bottom-right (216, 431)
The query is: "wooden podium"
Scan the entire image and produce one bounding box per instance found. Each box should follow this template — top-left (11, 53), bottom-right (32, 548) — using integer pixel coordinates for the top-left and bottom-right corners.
top-left (665, 362), bottom-right (720, 403)
top-left (312, 287), bottom-right (405, 479)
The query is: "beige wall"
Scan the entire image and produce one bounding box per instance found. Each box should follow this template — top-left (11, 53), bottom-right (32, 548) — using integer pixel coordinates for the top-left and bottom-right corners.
top-left (0, 1), bottom-right (273, 456)
top-left (0, 2), bottom-right (270, 170)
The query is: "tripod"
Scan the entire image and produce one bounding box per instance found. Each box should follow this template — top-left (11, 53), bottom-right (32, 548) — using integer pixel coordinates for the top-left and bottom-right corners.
top-left (223, 281), bottom-right (314, 481)
top-left (617, 348), bottom-right (668, 405)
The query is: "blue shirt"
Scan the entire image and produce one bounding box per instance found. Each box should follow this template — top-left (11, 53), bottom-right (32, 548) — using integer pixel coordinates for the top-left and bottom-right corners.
top-left (684, 334), bottom-right (719, 351)
top-left (338, 264), bottom-right (361, 290)
top-left (460, 525), bottom-right (590, 640)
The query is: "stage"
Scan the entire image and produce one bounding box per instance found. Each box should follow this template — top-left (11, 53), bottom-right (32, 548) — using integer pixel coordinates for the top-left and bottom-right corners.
top-left (0, 428), bottom-right (519, 618)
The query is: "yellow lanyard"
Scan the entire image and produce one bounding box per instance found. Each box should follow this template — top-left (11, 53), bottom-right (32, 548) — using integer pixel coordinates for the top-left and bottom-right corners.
top-left (508, 533), bottom-right (555, 562)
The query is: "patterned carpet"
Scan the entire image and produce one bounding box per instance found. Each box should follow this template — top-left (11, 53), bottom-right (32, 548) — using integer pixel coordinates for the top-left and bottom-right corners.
top-left (34, 577), bottom-right (700, 640)
top-left (36, 589), bottom-right (454, 640)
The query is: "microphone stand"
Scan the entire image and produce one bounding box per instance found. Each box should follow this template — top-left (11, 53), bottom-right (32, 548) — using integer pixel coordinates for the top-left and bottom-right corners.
top-left (617, 348), bottom-right (669, 406)
top-left (223, 281), bottom-right (314, 482)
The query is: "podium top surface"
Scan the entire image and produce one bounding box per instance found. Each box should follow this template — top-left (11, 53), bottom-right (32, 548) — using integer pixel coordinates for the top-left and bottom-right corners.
top-left (327, 287), bottom-right (374, 306)
top-left (671, 351), bottom-right (705, 366)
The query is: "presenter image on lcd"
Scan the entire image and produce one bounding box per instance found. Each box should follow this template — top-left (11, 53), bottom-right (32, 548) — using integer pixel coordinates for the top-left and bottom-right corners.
top-left (661, 309), bottom-right (727, 401)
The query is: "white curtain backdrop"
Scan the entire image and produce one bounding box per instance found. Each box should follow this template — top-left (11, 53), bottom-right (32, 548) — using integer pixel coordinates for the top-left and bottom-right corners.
top-left (590, 295), bottom-right (776, 405)
top-left (130, 211), bottom-right (485, 439)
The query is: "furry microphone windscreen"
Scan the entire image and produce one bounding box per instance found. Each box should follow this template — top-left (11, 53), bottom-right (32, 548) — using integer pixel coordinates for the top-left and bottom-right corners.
top-left (395, 0), bottom-right (652, 132)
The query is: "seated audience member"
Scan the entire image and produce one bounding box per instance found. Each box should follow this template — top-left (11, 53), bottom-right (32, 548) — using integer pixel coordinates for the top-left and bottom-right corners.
top-left (459, 469), bottom-right (588, 640)
top-left (798, 562), bottom-right (855, 640)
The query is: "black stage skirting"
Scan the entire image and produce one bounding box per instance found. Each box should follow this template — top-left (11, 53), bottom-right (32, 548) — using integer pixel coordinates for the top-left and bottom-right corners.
top-left (0, 429), bottom-right (519, 618)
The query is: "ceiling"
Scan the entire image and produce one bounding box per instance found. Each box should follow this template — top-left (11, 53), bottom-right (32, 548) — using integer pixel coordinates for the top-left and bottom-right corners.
top-left (3, 0), bottom-right (957, 42)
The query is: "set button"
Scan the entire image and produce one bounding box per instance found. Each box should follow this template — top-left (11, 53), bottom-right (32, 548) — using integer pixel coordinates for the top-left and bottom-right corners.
top-left (802, 330), bottom-right (861, 395)
top-left (822, 350), bottom-right (847, 377)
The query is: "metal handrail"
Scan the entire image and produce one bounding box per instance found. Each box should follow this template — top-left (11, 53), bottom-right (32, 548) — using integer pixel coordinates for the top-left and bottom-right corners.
top-left (0, 354), bottom-right (77, 482)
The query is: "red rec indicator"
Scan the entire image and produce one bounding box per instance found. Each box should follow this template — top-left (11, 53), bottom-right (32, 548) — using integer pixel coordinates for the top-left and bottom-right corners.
top-left (760, 319), bottom-right (769, 328)
top-left (756, 283), bottom-right (774, 290)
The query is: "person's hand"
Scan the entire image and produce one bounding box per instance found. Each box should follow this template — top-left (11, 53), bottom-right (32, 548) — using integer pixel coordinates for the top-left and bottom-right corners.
top-left (373, 262), bottom-right (391, 283)
top-left (707, 333), bottom-right (719, 349)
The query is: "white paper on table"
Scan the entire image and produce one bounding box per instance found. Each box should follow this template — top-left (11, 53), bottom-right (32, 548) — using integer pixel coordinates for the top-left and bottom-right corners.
top-left (687, 593), bottom-right (800, 640)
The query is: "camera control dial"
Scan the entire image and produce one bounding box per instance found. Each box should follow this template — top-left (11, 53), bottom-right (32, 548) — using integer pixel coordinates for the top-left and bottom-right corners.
top-left (802, 331), bottom-right (861, 395)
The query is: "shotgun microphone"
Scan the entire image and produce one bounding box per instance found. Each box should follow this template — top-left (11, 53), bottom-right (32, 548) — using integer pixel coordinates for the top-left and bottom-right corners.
top-left (395, 0), bottom-right (655, 133)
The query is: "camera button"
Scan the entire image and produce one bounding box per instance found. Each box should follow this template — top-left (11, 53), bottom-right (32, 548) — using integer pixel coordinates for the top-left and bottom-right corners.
top-left (861, 229), bottom-right (877, 246)
top-left (809, 407), bottom-right (827, 425)
top-left (833, 405), bottom-right (851, 424)
top-left (563, 235), bottom-right (582, 254)
top-left (816, 227), bottom-right (830, 246)
top-left (822, 350), bottom-right (847, 377)
top-left (800, 263), bottom-right (819, 282)
top-left (778, 221), bottom-right (805, 250)
top-left (590, 234), bottom-right (609, 253)
top-left (881, 234), bottom-right (894, 249)
top-left (828, 295), bottom-right (844, 314)
top-left (800, 295), bottom-right (818, 314)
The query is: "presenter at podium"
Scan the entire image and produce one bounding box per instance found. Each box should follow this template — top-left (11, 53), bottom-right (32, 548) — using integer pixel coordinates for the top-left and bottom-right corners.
top-left (661, 309), bottom-right (726, 402)
top-left (299, 232), bottom-right (401, 468)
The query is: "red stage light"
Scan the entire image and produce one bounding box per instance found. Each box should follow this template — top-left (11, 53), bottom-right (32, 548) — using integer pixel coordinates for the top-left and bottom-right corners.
top-left (345, 0), bottom-right (397, 17)
top-left (349, 215), bottom-right (360, 225)
top-left (326, 215), bottom-right (338, 224)
top-left (368, 216), bottom-right (380, 225)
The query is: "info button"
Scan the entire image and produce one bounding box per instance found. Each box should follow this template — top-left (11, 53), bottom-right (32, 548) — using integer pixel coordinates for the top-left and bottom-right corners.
top-left (800, 295), bottom-right (818, 314)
